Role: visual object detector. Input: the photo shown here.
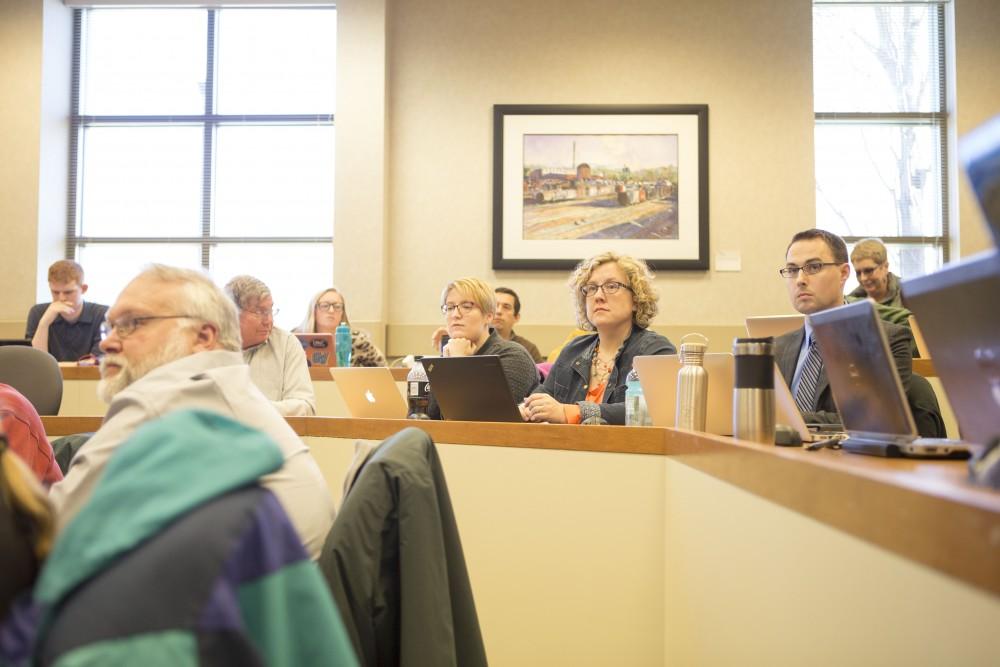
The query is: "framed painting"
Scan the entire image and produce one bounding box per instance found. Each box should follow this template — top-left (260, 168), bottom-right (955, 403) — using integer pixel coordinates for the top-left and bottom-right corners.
top-left (493, 104), bottom-right (708, 270)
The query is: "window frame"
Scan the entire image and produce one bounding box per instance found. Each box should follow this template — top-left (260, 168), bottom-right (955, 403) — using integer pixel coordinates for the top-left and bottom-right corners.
top-left (66, 7), bottom-right (335, 267)
top-left (813, 0), bottom-right (951, 265)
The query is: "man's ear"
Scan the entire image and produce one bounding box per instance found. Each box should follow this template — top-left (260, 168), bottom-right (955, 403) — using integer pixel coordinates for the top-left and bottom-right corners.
top-left (193, 322), bottom-right (219, 351)
top-left (80, 283), bottom-right (89, 295)
top-left (838, 262), bottom-right (851, 285)
top-left (513, 311), bottom-right (521, 324)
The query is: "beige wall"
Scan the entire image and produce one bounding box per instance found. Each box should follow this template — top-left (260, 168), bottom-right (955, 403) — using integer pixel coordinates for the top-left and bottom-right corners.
top-left (385, 0), bottom-right (816, 330)
top-left (954, 0), bottom-right (1000, 257)
top-left (2, 0), bottom-right (999, 338)
top-left (0, 0), bottom-right (45, 322)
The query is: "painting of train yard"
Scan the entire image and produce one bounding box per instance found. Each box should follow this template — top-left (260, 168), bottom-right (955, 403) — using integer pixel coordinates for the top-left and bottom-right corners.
top-left (522, 134), bottom-right (678, 241)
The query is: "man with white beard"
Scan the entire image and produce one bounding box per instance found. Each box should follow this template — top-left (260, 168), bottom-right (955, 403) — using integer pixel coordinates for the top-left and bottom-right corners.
top-left (48, 265), bottom-right (334, 559)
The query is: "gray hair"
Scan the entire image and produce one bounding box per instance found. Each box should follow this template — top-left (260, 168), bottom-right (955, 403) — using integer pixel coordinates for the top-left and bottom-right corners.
top-left (224, 275), bottom-right (271, 311)
top-left (137, 264), bottom-right (242, 352)
top-left (850, 238), bottom-right (888, 266)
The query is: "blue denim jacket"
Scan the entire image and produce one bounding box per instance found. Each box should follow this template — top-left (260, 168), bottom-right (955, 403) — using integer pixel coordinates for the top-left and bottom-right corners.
top-left (539, 326), bottom-right (675, 425)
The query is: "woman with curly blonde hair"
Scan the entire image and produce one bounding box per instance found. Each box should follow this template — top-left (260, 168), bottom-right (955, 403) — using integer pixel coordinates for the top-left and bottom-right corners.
top-left (523, 252), bottom-right (675, 425)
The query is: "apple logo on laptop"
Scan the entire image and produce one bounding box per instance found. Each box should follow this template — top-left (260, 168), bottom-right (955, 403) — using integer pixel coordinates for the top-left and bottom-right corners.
top-left (365, 389), bottom-right (376, 404)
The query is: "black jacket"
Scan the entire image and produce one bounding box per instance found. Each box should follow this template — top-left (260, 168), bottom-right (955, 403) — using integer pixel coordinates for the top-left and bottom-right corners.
top-left (538, 326), bottom-right (676, 425)
top-left (319, 427), bottom-right (488, 667)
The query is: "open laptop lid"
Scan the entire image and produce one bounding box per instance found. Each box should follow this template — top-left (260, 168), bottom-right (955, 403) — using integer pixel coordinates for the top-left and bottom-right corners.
top-left (633, 353), bottom-right (735, 435)
top-left (745, 314), bottom-right (805, 340)
top-left (772, 363), bottom-right (816, 443)
top-left (961, 114), bottom-right (1000, 245)
top-left (295, 333), bottom-right (335, 367)
top-left (423, 355), bottom-right (524, 422)
top-left (330, 367), bottom-right (407, 419)
top-left (902, 249), bottom-right (1000, 446)
top-left (808, 300), bottom-right (918, 441)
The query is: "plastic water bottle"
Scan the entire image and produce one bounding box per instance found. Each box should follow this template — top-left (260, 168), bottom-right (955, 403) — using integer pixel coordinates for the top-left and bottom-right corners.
top-left (625, 368), bottom-right (651, 426)
top-left (406, 356), bottom-right (431, 420)
top-left (335, 322), bottom-right (352, 367)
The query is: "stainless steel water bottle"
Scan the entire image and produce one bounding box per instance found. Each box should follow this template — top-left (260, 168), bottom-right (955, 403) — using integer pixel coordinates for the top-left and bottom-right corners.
top-left (675, 333), bottom-right (709, 431)
top-left (733, 337), bottom-right (775, 443)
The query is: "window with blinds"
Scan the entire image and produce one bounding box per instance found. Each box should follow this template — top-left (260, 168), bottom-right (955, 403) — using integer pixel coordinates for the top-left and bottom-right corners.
top-left (813, 0), bottom-right (950, 291)
top-left (68, 6), bottom-right (336, 329)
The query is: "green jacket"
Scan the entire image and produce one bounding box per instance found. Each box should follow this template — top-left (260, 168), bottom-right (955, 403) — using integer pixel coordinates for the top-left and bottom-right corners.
top-left (3, 409), bottom-right (357, 667)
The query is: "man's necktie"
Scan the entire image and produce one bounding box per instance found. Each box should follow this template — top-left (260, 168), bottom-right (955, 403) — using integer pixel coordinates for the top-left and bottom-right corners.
top-left (794, 335), bottom-right (823, 414)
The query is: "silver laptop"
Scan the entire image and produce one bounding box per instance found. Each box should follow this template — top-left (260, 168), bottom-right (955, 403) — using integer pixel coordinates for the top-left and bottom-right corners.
top-left (330, 367), bottom-right (408, 419)
top-left (809, 300), bottom-right (973, 458)
top-left (633, 353), bottom-right (735, 435)
top-left (902, 249), bottom-right (1000, 448)
top-left (422, 355), bottom-right (525, 422)
top-left (745, 314), bottom-right (805, 340)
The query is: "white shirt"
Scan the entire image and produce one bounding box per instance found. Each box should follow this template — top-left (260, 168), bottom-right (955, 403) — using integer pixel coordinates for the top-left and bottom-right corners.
top-left (243, 326), bottom-right (317, 416)
top-left (49, 349), bottom-right (335, 558)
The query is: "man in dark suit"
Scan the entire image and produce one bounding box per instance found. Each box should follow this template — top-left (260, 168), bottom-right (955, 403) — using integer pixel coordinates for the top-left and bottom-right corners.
top-left (775, 229), bottom-right (914, 425)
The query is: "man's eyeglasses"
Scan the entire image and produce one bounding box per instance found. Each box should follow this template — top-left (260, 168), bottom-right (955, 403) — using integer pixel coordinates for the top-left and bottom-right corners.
top-left (441, 301), bottom-right (478, 316)
top-left (101, 315), bottom-right (195, 340)
top-left (316, 302), bottom-right (344, 313)
top-left (778, 262), bottom-right (840, 279)
top-left (855, 264), bottom-right (884, 279)
top-left (244, 307), bottom-right (279, 320)
top-left (581, 281), bottom-right (631, 297)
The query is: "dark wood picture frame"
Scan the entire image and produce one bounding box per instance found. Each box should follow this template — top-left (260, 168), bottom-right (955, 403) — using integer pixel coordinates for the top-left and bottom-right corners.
top-left (493, 104), bottom-right (709, 271)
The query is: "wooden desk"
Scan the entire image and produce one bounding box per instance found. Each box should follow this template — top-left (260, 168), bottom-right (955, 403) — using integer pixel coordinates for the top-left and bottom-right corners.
top-left (55, 366), bottom-right (411, 417)
top-left (60, 366), bottom-right (411, 382)
top-left (40, 416), bottom-right (1000, 664)
top-left (42, 416), bottom-right (998, 597)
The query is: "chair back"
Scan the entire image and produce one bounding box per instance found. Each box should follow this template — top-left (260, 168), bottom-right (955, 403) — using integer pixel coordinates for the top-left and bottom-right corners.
top-left (0, 347), bottom-right (63, 415)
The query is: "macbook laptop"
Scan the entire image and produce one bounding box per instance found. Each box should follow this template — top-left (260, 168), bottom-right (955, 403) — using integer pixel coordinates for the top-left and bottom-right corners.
top-left (422, 355), bottom-right (525, 422)
top-left (633, 353), bottom-right (735, 435)
top-left (745, 314), bottom-right (805, 340)
top-left (809, 300), bottom-right (973, 459)
top-left (329, 366), bottom-right (408, 419)
top-left (295, 333), bottom-right (335, 367)
top-left (902, 249), bottom-right (1000, 448)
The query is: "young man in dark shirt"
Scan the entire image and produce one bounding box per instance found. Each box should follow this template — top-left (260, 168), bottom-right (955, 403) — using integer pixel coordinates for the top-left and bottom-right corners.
top-left (492, 287), bottom-right (545, 363)
top-left (25, 260), bottom-right (108, 362)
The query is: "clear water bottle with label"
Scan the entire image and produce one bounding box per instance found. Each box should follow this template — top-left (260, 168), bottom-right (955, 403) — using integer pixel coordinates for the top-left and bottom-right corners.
top-left (406, 356), bottom-right (431, 420)
top-left (335, 322), bottom-right (352, 367)
top-left (625, 368), bottom-right (651, 426)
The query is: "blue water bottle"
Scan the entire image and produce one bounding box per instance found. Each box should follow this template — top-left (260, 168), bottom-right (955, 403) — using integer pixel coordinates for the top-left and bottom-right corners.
top-left (625, 368), bottom-right (651, 426)
top-left (335, 322), bottom-right (352, 367)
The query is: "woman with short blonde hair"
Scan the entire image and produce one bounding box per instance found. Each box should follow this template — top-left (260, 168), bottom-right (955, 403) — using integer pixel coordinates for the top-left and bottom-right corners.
top-left (523, 252), bottom-right (675, 425)
top-left (426, 277), bottom-right (538, 420)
